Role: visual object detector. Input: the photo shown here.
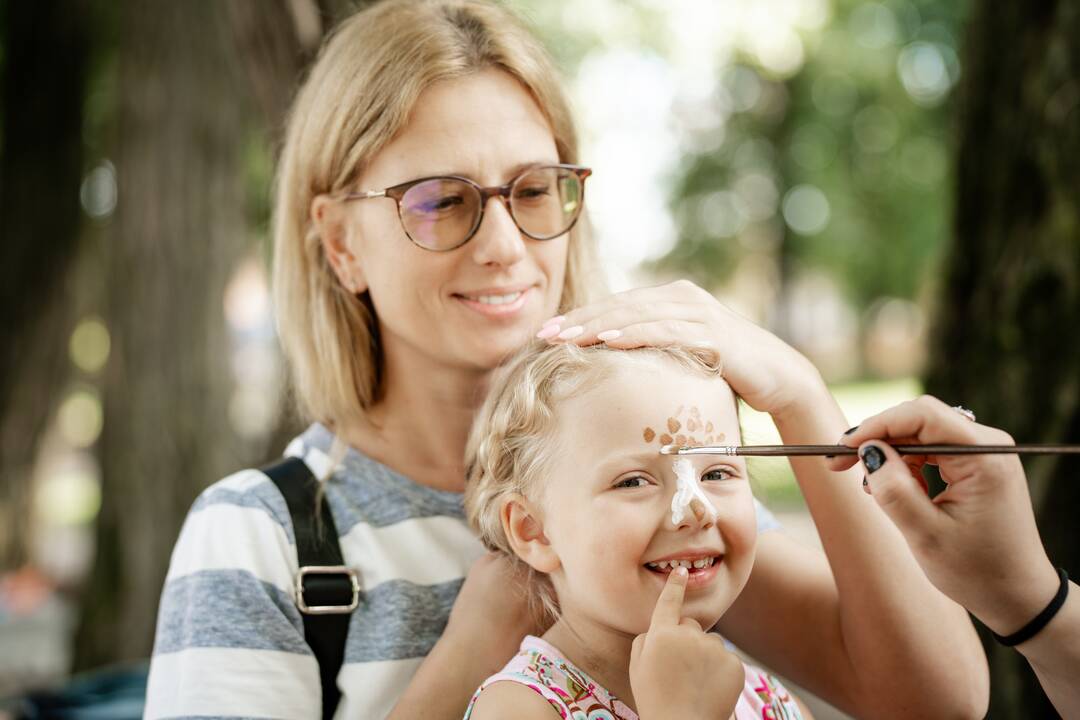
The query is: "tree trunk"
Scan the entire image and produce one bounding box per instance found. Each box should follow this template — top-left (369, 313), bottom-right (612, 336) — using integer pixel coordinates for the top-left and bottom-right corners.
top-left (71, 0), bottom-right (363, 670)
top-left (924, 1), bottom-right (1080, 717)
top-left (0, 0), bottom-right (91, 572)
top-left (72, 0), bottom-right (254, 669)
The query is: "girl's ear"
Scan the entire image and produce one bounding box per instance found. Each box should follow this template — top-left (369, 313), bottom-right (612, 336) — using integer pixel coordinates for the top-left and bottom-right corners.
top-left (501, 493), bottom-right (559, 574)
top-left (311, 194), bottom-right (368, 294)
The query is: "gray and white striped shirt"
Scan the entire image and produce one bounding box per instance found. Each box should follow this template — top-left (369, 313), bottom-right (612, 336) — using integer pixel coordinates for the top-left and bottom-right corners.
top-left (145, 423), bottom-right (780, 719)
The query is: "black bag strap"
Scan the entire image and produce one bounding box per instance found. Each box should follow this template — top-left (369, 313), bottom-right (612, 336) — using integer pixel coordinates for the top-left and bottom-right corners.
top-left (263, 456), bottom-right (358, 720)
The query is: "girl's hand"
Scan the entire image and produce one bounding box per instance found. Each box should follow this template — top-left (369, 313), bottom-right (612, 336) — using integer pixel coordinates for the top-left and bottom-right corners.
top-left (443, 553), bottom-right (541, 672)
top-left (629, 568), bottom-right (744, 719)
top-left (541, 280), bottom-right (823, 418)
top-left (827, 395), bottom-right (1059, 636)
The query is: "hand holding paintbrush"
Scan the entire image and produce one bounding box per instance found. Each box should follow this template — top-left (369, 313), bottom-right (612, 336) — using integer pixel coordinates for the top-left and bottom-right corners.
top-left (824, 395), bottom-right (1078, 716)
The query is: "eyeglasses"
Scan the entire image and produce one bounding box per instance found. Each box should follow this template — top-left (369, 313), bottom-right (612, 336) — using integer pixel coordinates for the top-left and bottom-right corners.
top-left (341, 164), bottom-right (592, 252)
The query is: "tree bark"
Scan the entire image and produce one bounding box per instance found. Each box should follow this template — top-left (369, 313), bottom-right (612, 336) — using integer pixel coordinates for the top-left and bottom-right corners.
top-left (72, 0), bottom-right (255, 669)
top-left (0, 0), bottom-right (91, 572)
top-left (924, 1), bottom-right (1080, 717)
top-left (72, 0), bottom-right (364, 670)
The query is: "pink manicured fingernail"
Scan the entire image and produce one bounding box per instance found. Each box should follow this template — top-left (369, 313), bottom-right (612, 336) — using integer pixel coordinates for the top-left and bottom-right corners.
top-left (542, 315), bottom-right (565, 327)
top-left (557, 325), bottom-right (584, 340)
top-left (597, 330), bottom-right (622, 342)
top-left (536, 324), bottom-right (561, 339)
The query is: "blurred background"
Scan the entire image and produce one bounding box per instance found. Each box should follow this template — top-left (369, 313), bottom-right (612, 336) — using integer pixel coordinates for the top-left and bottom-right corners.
top-left (1, 0), bottom-right (1076, 718)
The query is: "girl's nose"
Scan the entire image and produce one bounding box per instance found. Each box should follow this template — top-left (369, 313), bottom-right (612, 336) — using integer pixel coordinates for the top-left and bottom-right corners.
top-left (672, 497), bottom-right (716, 532)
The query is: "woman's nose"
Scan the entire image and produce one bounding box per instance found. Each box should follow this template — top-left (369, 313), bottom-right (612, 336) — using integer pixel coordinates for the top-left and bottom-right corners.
top-left (470, 196), bottom-right (527, 267)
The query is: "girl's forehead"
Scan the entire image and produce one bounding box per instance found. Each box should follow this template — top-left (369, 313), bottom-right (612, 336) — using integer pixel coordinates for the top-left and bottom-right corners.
top-left (558, 364), bottom-right (739, 434)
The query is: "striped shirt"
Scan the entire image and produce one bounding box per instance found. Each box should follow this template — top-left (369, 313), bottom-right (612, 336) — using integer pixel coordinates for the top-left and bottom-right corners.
top-left (145, 423), bottom-right (780, 719)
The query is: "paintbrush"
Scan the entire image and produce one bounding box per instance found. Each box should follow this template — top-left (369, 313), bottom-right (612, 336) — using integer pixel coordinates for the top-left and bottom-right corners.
top-left (659, 443), bottom-right (1080, 457)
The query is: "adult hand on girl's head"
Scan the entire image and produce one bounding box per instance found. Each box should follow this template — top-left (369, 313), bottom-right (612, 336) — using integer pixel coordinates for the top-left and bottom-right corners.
top-left (629, 567), bottom-right (744, 720)
top-left (827, 395), bottom-right (1060, 637)
top-left (539, 280), bottom-right (824, 419)
top-left (444, 553), bottom-right (543, 675)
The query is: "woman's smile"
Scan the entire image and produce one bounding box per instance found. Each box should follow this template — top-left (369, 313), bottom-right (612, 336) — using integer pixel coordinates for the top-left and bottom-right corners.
top-left (452, 284), bottom-right (536, 318)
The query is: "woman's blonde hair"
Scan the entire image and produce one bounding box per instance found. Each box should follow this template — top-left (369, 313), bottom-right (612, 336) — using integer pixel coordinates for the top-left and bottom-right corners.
top-left (464, 342), bottom-right (724, 622)
top-left (273, 0), bottom-right (602, 427)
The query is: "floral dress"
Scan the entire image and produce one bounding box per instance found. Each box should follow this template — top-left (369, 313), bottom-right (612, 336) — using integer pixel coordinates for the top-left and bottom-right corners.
top-left (463, 635), bottom-right (804, 720)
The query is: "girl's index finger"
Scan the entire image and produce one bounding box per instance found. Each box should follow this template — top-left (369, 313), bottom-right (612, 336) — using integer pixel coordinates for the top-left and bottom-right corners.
top-left (650, 566), bottom-right (689, 628)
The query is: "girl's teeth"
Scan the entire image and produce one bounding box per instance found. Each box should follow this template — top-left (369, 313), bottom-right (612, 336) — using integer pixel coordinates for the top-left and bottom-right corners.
top-left (647, 557), bottom-right (715, 571)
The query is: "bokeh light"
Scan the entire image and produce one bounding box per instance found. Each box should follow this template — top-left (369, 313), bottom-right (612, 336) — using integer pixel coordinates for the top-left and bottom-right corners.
top-left (782, 184), bottom-right (831, 235)
top-left (79, 160), bottom-right (117, 219)
top-left (69, 317), bottom-right (110, 375)
top-left (57, 390), bottom-right (103, 449)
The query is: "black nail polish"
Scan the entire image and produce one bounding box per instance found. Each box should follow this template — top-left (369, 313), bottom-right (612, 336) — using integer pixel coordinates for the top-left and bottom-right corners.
top-left (860, 445), bottom-right (885, 473)
top-left (843, 425), bottom-right (860, 436)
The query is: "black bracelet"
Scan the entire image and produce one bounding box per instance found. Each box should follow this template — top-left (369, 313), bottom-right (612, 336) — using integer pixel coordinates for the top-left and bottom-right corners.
top-left (992, 567), bottom-right (1070, 647)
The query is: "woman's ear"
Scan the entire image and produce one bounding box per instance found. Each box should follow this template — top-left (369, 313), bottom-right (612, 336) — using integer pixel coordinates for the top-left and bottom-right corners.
top-left (501, 494), bottom-right (559, 574)
top-left (311, 193), bottom-right (368, 294)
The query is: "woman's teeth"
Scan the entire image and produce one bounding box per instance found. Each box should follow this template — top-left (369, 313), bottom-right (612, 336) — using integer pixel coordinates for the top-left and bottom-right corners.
top-left (466, 291), bottom-right (523, 305)
top-left (645, 557), bottom-right (716, 572)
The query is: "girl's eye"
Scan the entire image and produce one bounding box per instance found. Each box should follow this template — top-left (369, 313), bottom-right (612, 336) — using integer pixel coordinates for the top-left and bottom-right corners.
top-left (614, 475), bottom-right (650, 489)
top-left (701, 467), bottom-right (735, 483)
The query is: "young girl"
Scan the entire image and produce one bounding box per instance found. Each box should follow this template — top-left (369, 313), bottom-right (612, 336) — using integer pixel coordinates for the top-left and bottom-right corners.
top-left (464, 342), bottom-right (809, 719)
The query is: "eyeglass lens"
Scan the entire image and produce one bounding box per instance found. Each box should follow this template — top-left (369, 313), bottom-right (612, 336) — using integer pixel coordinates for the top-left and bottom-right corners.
top-left (398, 167), bottom-right (583, 250)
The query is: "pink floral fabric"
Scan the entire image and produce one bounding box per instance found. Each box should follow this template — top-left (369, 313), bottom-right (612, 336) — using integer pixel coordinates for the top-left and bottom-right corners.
top-left (464, 635), bottom-right (804, 720)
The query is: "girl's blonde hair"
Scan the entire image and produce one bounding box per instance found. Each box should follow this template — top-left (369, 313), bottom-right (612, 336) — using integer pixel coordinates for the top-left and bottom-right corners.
top-left (464, 342), bottom-right (724, 622)
top-left (273, 0), bottom-right (602, 428)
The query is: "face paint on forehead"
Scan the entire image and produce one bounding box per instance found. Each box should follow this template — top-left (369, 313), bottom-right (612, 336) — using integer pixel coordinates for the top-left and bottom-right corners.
top-left (642, 405), bottom-right (726, 449)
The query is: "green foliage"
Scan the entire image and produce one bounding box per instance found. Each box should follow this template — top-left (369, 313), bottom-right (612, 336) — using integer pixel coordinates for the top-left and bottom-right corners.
top-left (509, 0), bottom-right (971, 311)
top-left (666, 0), bottom-right (969, 308)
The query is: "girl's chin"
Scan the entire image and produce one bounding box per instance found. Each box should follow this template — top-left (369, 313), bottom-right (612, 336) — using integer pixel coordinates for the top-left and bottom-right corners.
top-left (624, 612), bottom-right (724, 638)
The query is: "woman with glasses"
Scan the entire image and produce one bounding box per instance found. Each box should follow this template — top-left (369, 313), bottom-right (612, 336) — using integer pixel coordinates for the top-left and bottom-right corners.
top-left (145, 1), bottom-right (988, 719)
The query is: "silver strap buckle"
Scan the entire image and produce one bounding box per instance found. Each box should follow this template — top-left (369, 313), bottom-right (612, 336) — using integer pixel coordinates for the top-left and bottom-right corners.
top-left (295, 565), bottom-right (361, 615)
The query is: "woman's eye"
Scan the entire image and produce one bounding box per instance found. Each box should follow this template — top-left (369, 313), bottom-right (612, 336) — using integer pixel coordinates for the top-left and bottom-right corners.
top-left (614, 475), bottom-right (650, 489)
top-left (515, 185), bottom-right (551, 198)
top-left (416, 195), bottom-right (464, 213)
top-left (701, 468), bottom-right (734, 483)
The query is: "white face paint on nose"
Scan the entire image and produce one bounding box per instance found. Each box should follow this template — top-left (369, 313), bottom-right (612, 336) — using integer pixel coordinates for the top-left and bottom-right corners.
top-left (671, 458), bottom-right (718, 525)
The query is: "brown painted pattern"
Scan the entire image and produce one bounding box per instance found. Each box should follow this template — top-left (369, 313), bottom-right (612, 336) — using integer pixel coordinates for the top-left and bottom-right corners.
top-left (643, 405), bottom-right (726, 450)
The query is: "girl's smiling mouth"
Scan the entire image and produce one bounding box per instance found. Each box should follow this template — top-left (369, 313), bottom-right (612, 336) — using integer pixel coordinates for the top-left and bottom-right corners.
top-left (645, 556), bottom-right (717, 572)
top-left (643, 551), bottom-right (724, 588)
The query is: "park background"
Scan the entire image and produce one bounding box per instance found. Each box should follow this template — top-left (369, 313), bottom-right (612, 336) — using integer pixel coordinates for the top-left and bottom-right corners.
top-left (1, 0), bottom-right (1077, 717)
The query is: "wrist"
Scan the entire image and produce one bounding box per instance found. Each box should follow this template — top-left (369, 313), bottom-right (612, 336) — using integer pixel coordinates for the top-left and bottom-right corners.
top-left (439, 620), bottom-right (524, 675)
top-left (977, 560), bottom-right (1061, 638)
top-left (769, 371), bottom-right (839, 431)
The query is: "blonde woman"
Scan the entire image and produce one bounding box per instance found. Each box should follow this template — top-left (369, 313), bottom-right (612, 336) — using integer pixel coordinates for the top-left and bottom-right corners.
top-left (145, 1), bottom-right (989, 719)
